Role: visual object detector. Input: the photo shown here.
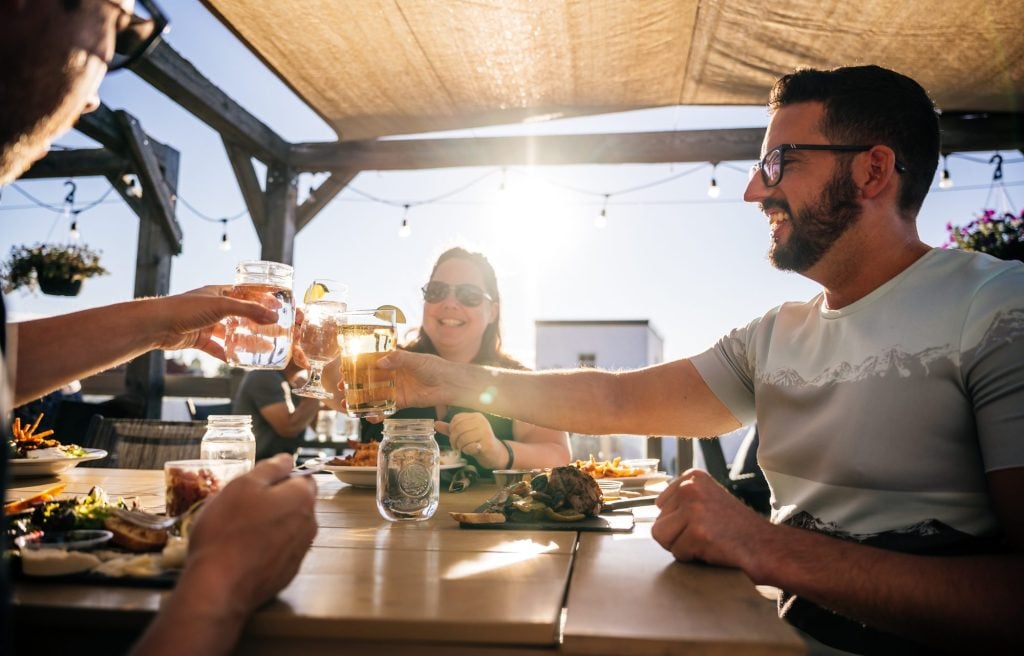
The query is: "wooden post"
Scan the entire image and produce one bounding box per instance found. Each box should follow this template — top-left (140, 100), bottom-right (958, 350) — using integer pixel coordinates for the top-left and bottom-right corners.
top-left (261, 160), bottom-right (298, 265)
top-left (115, 112), bottom-right (183, 419)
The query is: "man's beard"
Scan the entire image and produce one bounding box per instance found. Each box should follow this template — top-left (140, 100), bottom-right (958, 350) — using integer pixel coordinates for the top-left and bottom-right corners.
top-left (768, 162), bottom-right (862, 272)
top-left (0, 53), bottom-right (79, 184)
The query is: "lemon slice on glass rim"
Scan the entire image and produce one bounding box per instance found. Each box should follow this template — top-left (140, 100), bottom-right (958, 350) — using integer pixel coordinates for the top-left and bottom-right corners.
top-left (375, 304), bottom-right (406, 324)
top-left (303, 282), bottom-right (329, 305)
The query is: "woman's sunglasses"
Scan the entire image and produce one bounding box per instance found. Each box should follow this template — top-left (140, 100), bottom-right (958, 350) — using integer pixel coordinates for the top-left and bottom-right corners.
top-left (421, 281), bottom-right (493, 307)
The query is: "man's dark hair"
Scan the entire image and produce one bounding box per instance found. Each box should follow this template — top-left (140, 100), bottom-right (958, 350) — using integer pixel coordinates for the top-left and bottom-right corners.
top-left (769, 65), bottom-right (940, 218)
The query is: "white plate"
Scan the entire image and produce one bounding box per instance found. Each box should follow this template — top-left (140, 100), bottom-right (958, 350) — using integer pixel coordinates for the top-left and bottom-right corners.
top-left (595, 471), bottom-right (671, 489)
top-left (8, 449), bottom-right (108, 478)
top-left (323, 463), bottom-right (464, 489)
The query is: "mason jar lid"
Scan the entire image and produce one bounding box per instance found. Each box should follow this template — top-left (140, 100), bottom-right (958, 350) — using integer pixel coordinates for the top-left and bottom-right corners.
top-left (207, 414), bottom-right (253, 427)
top-left (383, 418), bottom-right (435, 436)
top-left (234, 260), bottom-right (293, 287)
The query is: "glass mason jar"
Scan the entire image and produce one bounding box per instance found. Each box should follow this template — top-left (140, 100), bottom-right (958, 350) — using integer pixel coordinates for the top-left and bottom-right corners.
top-left (376, 418), bottom-right (440, 522)
top-left (224, 260), bottom-right (295, 370)
top-left (200, 414), bottom-right (256, 472)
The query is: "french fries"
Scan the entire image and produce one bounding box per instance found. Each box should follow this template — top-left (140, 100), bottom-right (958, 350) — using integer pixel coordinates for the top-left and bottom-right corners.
top-left (4, 483), bottom-right (67, 514)
top-left (11, 414), bottom-right (58, 450)
top-left (573, 455), bottom-right (642, 479)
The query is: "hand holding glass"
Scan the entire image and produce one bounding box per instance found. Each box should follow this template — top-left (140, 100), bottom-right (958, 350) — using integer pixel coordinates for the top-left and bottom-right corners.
top-left (337, 308), bottom-right (397, 418)
top-left (294, 280), bottom-right (348, 399)
top-left (224, 260), bottom-right (295, 370)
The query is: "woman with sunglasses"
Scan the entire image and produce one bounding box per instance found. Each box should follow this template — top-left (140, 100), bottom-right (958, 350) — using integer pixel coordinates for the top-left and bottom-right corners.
top-left (362, 247), bottom-right (571, 474)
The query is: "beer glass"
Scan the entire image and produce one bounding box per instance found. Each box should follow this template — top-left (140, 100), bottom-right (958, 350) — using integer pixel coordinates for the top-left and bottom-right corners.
top-left (337, 308), bottom-right (398, 418)
top-left (294, 280), bottom-right (348, 399)
top-left (224, 260), bottom-right (294, 370)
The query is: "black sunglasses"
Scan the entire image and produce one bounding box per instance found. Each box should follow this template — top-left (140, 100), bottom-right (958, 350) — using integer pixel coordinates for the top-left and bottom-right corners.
top-left (107, 0), bottom-right (169, 71)
top-left (752, 143), bottom-right (908, 188)
top-left (421, 281), bottom-right (493, 307)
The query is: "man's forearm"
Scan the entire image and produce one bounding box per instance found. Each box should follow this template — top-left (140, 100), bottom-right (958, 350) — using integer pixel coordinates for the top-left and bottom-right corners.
top-left (446, 359), bottom-right (737, 437)
top-left (752, 523), bottom-right (1024, 649)
top-left (447, 364), bottom-right (621, 434)
top-left (12, 299), bottom-right (163, 405)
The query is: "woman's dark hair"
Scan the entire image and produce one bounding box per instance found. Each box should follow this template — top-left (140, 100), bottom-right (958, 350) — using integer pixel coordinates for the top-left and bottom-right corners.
top-left (769, 65), bottom-right (940, 218)
top-left (403, 247), bottom-right (525, 370)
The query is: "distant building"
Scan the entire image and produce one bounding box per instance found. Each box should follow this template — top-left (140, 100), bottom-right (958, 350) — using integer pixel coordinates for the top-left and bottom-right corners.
top-left (535, 320), bottom-right (671, 467)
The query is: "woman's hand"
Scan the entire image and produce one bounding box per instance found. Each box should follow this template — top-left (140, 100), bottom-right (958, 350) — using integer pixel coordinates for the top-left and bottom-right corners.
top-left (437, 412), bottom-right (508, 469)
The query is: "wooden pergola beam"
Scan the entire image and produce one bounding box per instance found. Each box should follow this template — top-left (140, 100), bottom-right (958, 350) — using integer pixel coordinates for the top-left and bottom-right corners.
top-left (939, 112), bottom-right (1024, 154)
top-left (288, 112), bottom-right (1024, 173)
top-left (289, 128), bottom-right (766, 172)
top-left (20, 149), bottom-right (129, 179)
top-left (115, 111), bottom-right (183, 252)
top-left (222, 138), bottom-right (267, 239)
top-left (296, 171), bottom-right (357, 232)
top-left (131, 42), bottom-right (292, 164)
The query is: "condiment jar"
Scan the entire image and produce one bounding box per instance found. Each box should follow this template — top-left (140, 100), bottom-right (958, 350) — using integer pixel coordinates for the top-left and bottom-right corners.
top-left (376, 418), bottom-right (439, 522)
top-left (200, 414), bottom-right (256, 471)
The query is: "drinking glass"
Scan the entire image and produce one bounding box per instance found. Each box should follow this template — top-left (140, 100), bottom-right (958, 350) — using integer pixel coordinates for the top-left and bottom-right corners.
top-left (224, 260), bottom-right (294, 370)
top-left (337, 308), bottom-right (398, 418)
top-left (294, 280), bottom-right (348, 399)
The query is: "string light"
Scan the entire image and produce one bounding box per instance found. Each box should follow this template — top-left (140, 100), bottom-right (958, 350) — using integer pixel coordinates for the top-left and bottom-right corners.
top-left (218, 218), bottom-right (231, 252)
top-left (123, 174), bottom-right (143, 198)
top-left (594, 194), bottom-right (609, 229)
top-left (62, 180), bottom-right (79, 240)
top-left (498, 167), bottom-right (507, 194)
top-left (939, 154), bottom-right (953, 189)
top-left (398, 204), bottom-right (412, 238)
top-left (707, 163), bottom-right (720, 198)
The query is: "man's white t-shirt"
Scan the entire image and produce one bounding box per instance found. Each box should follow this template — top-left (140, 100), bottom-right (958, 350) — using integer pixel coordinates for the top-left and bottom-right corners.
top-left (692, 248), bottom-right (1024, 549)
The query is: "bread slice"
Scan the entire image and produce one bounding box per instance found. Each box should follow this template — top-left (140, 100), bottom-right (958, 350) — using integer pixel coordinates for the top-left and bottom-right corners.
top-left (104, 516), bottom-right (169, 552)
top-left (449, 512), bottom-right (506, 524)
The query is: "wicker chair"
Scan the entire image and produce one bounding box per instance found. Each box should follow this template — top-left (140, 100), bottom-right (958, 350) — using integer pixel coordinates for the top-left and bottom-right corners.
top-left (82, 418), bottom-right (206, 469)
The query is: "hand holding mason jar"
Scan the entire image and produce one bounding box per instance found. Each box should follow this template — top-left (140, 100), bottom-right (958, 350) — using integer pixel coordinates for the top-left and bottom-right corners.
top-left (223, 260), bottom-right (295, 370)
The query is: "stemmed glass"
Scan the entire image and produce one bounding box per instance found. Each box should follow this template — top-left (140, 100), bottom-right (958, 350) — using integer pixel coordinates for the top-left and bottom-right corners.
top-left (293, 279), bottom-right (348, 399)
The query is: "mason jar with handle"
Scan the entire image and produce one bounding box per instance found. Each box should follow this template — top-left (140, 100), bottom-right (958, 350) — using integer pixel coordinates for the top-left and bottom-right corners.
top-left (376, 418), bottom-right (439, 522)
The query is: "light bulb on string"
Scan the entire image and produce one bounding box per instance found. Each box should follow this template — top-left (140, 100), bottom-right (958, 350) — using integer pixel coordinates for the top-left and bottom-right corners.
top-left (594, 194), bottom-right (609, 229)
top-left (497, 167), bottom-right (507, 195)
top-left (62, 180), bottom-right (78, 240)
top-left (218, 218), bottom-right (231, 252)
top-left (398, 204), bottom-right (412, 238)
top-left (707, 162), bottom-right (721, 198)
top-left (939, 154), bottom-right (953, 189)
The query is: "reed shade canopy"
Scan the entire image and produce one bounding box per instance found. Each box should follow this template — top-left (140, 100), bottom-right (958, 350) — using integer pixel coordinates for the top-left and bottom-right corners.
top-left (202, 0), bottom-right (1023, 142)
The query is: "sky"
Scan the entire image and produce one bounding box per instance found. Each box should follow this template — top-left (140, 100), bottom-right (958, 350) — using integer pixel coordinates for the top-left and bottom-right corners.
top-left (2, 0), bottom-right (1022, 373)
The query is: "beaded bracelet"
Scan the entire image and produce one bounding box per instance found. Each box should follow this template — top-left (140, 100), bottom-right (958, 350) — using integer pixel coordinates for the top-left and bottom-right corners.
top-left (500, 439), bottom-right (515, 470)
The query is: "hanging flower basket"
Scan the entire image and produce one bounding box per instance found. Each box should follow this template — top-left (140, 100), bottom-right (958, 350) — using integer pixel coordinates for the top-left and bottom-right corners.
top-left (1, 243), bottom-right (109, 296)
top-left (944, 209), bottom-right (1024, 263)
top-left (37, 276), bottom-right (84, 297)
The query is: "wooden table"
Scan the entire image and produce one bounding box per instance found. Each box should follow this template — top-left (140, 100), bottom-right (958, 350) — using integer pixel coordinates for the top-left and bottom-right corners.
top-left (7, 468), bottom-right (804, 655)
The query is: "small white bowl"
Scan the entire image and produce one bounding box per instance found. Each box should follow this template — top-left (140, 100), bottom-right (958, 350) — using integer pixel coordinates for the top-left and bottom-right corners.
top-left (621, 458), bottom-right (659, 473)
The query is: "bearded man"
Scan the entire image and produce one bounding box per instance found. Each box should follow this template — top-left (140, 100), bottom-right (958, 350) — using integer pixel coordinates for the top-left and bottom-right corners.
top-left (374, 65), bottom-right (1024, 654)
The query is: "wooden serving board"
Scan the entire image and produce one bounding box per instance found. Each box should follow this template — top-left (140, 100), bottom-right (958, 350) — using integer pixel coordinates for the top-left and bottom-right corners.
top-left (457, 506), bottom-right (635, 532)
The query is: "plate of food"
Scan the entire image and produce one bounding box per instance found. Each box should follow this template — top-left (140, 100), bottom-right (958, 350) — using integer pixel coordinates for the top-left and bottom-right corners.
top-left (573, 456), bottom-right (669, 489)
top-left (9, 448), bottom-right (108, 478)
top-left (324, 462), bottom-right (465, 488)
top-left (8, 413), bottom-right (106, 478)
top-left (7, 486), bottom-right (186, 587)
top-left (323, 464), bottom-right (377, 488)
top-left (451, 466), bottom-right (637, 533)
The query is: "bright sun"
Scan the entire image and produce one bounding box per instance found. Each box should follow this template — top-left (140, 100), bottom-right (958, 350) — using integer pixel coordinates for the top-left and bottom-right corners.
top-left (486, 171), bottom-right (578, 267)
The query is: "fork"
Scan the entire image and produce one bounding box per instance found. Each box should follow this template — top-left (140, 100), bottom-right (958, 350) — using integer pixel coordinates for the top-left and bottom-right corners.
top-left (108, 506), bottom-right (191, 531)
